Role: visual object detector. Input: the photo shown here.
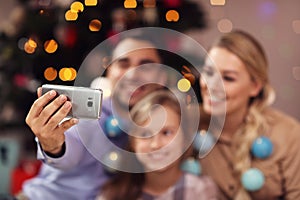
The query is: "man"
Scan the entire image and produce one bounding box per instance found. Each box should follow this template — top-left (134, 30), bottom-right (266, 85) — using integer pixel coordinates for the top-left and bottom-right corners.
top-left (22, 34), bottom-right (167, 199)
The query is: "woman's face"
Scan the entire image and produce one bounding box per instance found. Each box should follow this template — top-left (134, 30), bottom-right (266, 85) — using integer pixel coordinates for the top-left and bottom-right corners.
top-left (131, 105), bottom-right (184, 172)
top-left (200, 47), bottom-right (261, 117)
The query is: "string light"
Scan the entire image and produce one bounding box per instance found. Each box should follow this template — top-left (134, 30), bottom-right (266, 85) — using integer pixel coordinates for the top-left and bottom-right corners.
top-left (166, 10), bottom-right (180, 22)
top-left (85, 0), bottom-right (97, 6)
top-left (89, 19), bottom-right (102, 32)
top-left (70, 1), bottom-right (84, 13)
top-left (177, 78), bottom-right (191, 92)
top-left (65, 10), bottom-right (78, 21)
top-left (44, 39), bottom-right (58, 54)
top-left (124, 0), bottom-right (137, 9)
top-left (59, 68), bottom-right (77, 81)
top-left (143, 0), bottom-right (156, 8)
top-left (210, 0), bottom-right (226, 6)
top-left (44, 67), bottom-right (58, 81)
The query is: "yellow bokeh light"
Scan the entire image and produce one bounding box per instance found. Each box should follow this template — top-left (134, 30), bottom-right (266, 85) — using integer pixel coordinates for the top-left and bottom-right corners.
top-left (44, 39), bottom-right (58, 54)
top-left (210, 0), bottom-right (226, 6)
top-left (109, 152), bottom-right (118, 161)
top-left (24, 42), bottom-right (36, 54)
top-left (71, 1), bottom-right (84, 13)
top-left (85, 0), bottom-right (97, 6)
top-left (177, 78), bottom-right (191, 92)
top-left (89, 19), bottom-right (102, 32)
top-left (143, 0), bottom-right (156, 8)
top-left (69, 67), bottom-right (77, 81)
top-left (65, 10), bottom-right (78, 21)
top-left (124, 0), bottom-right (137, 9)
top-left (44, 67), bottom-right (57, 81)
top-left (166, 10), bottom-right (180, 22)
top-left (28, 38), bottom-right (37, 48)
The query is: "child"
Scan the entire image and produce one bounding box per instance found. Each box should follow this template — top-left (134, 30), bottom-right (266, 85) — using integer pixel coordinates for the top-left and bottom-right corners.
top-left (97, 90), bottom-right (218, 200)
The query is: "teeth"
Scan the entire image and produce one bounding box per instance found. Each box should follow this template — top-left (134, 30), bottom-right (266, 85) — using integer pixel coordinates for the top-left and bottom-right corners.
top-left (149, 152), bottom-right (166, 160)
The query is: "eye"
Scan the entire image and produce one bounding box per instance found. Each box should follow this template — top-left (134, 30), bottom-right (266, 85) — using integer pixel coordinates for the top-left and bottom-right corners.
top-left (138, 130), bottom-right (153, 138)
top-left (202, 66), bottom-right (214, 77)
top-left (223, 75), bottom-right (235, 82)
top-left (162, 129), bottom-right (174, 136)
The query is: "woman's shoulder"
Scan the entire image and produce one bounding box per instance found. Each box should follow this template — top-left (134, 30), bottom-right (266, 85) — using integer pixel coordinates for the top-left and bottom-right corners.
top-left (264, 107), bottom-right (300, 130)
top-left (263, 107), bottom-right (300, 145)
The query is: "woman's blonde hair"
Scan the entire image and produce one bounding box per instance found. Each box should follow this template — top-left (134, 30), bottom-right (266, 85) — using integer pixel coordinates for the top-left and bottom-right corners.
top-left (212, 30), bottom-right (275, 200)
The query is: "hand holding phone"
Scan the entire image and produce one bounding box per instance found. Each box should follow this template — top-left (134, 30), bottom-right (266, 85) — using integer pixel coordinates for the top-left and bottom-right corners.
top-left (42, 84), bottom-right (103, 119)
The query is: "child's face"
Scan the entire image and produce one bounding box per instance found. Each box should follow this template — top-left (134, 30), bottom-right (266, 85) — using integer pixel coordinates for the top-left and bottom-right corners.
top-left (131, 105), bottom-right (184, 172)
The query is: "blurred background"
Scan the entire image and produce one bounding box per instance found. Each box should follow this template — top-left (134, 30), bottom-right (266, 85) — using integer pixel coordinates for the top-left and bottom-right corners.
top-left (0, 0), bottom-right (299, 196)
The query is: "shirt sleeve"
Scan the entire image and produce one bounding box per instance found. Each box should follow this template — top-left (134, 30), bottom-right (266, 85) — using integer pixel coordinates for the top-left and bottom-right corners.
top-left (35, 126), bottom-right (85, 170)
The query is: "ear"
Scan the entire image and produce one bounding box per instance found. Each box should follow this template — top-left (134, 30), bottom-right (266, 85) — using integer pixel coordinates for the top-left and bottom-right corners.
top-left (250, 79), bottom-right (263, 97)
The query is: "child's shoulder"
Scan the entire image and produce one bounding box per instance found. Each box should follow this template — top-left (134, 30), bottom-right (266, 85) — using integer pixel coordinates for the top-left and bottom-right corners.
top-left (184, 173), bottom-right (219, 198)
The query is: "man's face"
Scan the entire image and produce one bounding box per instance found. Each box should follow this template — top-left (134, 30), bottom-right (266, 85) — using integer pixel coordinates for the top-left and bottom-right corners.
top-left (109, 39), bottom-right (164, 107)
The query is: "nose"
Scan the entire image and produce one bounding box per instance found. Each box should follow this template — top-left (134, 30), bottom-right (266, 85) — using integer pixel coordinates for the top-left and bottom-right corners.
top-left (124, 67), bottom-right (142, 81)
top-left (149, 134), bottom-right (162, 150)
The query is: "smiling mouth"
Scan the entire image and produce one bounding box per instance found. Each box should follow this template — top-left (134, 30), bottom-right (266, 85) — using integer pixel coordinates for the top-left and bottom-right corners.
top-left (148, 152), bottom-right (168, 160)
top-left (209, 95), bottom-right (225, 102)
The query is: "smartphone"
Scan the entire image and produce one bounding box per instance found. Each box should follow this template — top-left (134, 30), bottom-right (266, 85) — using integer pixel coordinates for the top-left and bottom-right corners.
top-left (42, 84), bottom-right (103, 119)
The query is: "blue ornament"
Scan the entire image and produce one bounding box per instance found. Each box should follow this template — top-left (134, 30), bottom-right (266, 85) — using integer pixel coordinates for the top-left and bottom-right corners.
top-left (251, 136), bottom-right (273, 159)
top-left (241, 168), bottom-right (265, 191)
top-left (180, 158), bottom-right (201, 175)
top-left (193, 130), bottom-right (215, 156)
top-left (105, 115), bottom-right (122, 137)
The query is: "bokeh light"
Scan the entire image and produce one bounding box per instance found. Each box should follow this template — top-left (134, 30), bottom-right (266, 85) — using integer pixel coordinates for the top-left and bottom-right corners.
top-left (70, 1), bottom-right (84, 13)
top-left (292, 67), bottom-right (300, 81)
top-left (143, 0), bottom-right (156, 8)
top-left (24, 38), bottom-right (37, 54)
top-left (177, 78), bottom-right (191, 92)
top-left (44, 67), bottom-right (58, 81)
top-left (18, 37), bottom-right (28, 50)
top-left (259, 1), bottom-right (277, 17)
top-left (109, 152), bottom-right (119, 161)
top-left (127, 10), bottom-right (137, 21)
top-left (210, 0), bottom-right (226, 6)
top-left (166, 10), bottom-right (180, 22)
top-left (28, 38), bottom-right (37, 48)
top-left (89, 19), bottom-right (102, 32)
top-left (124, 0), bottom-right (137, 9)
top-left (85, 0), bottom-right (97, 6)
top-left (217, 18), bottom-right (233, 33)
top-left (65, 10), bottom-right (78, 21)
top-left (292, 20), bottom-right (300, 34)
top-left (59, 67), bottom-right (77, 81)
top-left (44, 39), bottom-right (58, 53)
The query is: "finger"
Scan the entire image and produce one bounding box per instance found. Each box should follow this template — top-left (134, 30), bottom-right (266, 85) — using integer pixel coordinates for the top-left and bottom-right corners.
top-left (39, 96), bottom-right (70, 127)
top-left (57, 118), bottom-right (79, 132)
top-left (37, 87), bottom-right (42, 98)
top-left (26, 90), bottom-right (57, 124)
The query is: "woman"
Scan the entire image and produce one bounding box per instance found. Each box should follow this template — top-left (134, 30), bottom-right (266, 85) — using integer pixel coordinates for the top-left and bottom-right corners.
top-left (97, 90), bottom-right (218, 200)
top-left (199, 30), bottom-right (300, 200)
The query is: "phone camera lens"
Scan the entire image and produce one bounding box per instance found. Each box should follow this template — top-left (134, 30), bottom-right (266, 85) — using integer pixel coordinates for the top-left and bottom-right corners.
top-left (87, 101), bottom-right (93, 107)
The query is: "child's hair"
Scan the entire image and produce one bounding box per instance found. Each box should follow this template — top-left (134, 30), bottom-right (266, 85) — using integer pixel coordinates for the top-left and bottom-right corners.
top-left (211, 30), bottom-right (275, 199)
top-left (101, 89), bottom-right (197, 200)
